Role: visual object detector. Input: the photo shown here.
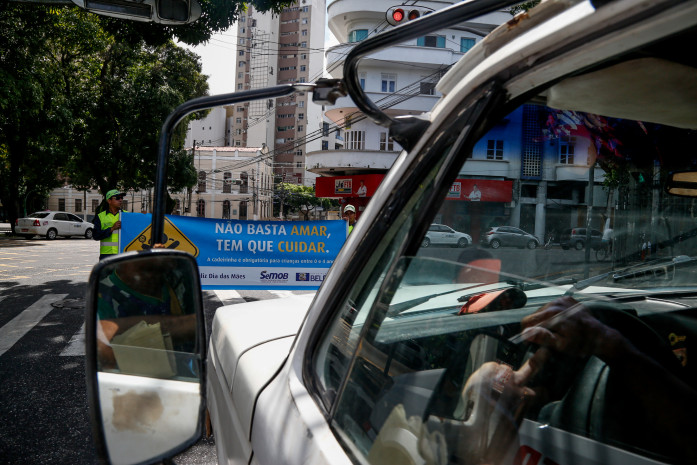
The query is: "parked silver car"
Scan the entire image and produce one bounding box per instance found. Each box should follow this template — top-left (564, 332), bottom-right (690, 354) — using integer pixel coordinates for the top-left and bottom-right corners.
top-left (16, 211), bottom-right (93, 240)
top-left (481, 226), bottom-right (539, 249)
top-left (421, 223), bottom-right (472, 248)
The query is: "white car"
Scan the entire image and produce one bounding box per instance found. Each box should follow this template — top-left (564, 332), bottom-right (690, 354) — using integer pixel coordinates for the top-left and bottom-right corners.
top-left (85, 1), bottom-right (697, 465)
top-left (422, 224), bottom-right (472, 248)
top-left (16, 211), bottom-right (93, 240)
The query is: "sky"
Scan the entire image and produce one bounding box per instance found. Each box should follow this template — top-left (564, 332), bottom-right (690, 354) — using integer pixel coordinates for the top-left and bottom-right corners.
top-left (178, 15), bottom-right (338, 95)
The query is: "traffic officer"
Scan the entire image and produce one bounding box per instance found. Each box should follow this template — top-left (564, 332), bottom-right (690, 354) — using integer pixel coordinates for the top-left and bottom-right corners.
top-left (344, 204), bottom-right (357, 234)
top-left (93, 189), bottom-right (126, 260)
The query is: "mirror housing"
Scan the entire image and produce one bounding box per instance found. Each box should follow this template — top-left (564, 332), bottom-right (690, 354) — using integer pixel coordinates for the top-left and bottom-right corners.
top-left (85, 250), bottom-right (206, 465)
top-left (70, 0), bottom-right (201, 25)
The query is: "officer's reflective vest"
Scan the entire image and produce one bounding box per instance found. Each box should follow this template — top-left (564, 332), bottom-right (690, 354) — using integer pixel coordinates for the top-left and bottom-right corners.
top-left (98, 210), bottom-right (124, 255)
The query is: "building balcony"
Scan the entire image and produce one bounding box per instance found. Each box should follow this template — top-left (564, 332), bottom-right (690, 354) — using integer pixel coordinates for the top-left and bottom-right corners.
top-left (326, 42), bottom-right (464, 77)
top-left (306, 149), bottom-right (400, 176)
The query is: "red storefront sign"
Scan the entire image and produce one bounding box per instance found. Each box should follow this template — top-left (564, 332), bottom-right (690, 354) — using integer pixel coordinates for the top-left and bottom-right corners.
top-left (316, 174), bottom-right (385, 198)
top-left (447, 179), bottom-right (513, 202)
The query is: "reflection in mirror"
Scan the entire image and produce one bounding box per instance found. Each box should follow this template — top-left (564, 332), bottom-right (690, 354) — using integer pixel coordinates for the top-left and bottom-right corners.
top-left (89, 251), bottom-right (204, 465)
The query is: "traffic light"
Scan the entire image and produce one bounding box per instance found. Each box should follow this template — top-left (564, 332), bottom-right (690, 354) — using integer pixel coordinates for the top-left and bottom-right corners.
top-left (386, 6), bottom-right (434, 26)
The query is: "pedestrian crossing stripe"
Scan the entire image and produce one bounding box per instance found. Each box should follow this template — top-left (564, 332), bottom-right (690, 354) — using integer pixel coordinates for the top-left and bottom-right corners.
top-left (123, 216), bottom-right (199, 257)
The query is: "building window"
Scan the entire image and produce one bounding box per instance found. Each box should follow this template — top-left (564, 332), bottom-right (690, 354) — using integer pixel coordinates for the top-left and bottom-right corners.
top-left (301, 41), bottom-right (307, 48)
top-left (301, 29), bottom-right (308, 36)
top-left (298, 101), bottom-right (304, 108)
top-left (174, 199), bottom-right (181, 214)
top-left (223, 172), bottom-right (232, 193)
top-left (92, 199), bottom-right (99, 212)
top-left (348, 29), bottom-right (369, 43)
top-left (198, 171), bottom-right (207, 192)
top-left (559, 135), bottom-right (576, 164)
top-left (235, 129), bottom-right (242, 135)
top-left (237, 83), bottom-right (243, 90)
top-left (235, 140), bottom-right (241, 146)
top-left (75, 198), bottom-right (82, 212)
top-left (381, 73), bottom-right (396, 93)
top-left (298, 124), bottom-right (304, 132)
top-left (296, 162), bottom-right (303, 168)
top-left (298, 113), bottom-right (304, 120)
top-left (322, 122), bottom-right (329, 136)
top-left (301, 53), bottom-right (307, 60)
top-left (238, 72), bottom-right (243, 78)
top-left (302, 18), bottom-right (307, 24)
top-left (121, 200), bottom-right (128, 211)
top-left (237, 106), bottom-right (244, 112)
top-left (322, 140), bottom-right (329, 150)
top-left (240, 172), bottom-right (248, 194)
top-left (461, 37), bottom-right (475, 52)
top-left (239, 38), bottom-right (245, 45)
top-left (236, 117), bottom-right (242, 123)
top-left (417, 35), bottom-right (445, 48)
top-left (58, 198), bottom-right (65, 211)
top-left (359, 72), bottom-right (366, 90)
top-left (420, 82), bottom-right (435, 95)
top-left (379, 133), bottom-right (394, 151)
top-left (347, 131), bottom-right (365, 150)
top-left (222, 200), bottom-right (231, 219)
top-left (486, 140), bottom-right (504, 160)
top-left (335, 143), bottom-right (342, 150)
top-left (296, 149), bottom-right (303, 156)
top-left (238, 50), bottom-right (245, 56)
top-left (197, 199), bottom-right (205, 217)
top-left (300, 65), bottom-right (306, 72)
top-left (238, 61), bottom-right (245, 67)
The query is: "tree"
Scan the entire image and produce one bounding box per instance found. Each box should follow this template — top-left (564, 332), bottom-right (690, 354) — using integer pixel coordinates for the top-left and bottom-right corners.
top-left (274, 182), bottom-right (338, 220)
top-left (0, 4), bottom-right (208, 230)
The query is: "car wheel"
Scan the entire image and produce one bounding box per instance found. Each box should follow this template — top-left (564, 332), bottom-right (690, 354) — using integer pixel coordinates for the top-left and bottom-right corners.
top-left (575, 240), bottom-right (584, 250)
top-left (46, 228), bottom-right (57, 240)
top-left (457, 238), bottom-right (468, 248)
top-left (84, 228), bottom-right (93, 239)
top-left (421, 237), bottom-right (431, 248)
top-left (527, 240), bottom-right (537, 249)
top-left (490, 239), bottom-right (501, 249)
top-left (21, 234), bottom-right (34, 239)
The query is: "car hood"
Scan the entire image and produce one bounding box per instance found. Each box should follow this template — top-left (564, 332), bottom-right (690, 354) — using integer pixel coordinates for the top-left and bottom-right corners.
top-left (208, 293), bottom-right (314, 439)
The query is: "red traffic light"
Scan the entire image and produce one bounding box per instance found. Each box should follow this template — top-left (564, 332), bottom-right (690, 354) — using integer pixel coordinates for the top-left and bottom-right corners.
top-left (407, 9), bottom-right (420, 20)
top-left (392, 8), bottom-right (404, 22)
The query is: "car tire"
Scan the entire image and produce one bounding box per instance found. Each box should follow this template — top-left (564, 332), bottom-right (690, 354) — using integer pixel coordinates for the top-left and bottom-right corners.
top-left (457, 238), bottom-right (468, 248)
top-left (21, 234), bottom-right (34, 239)
top-left (527, 240), bottom-right (537, 249)
top-left (490, 239), bottom-right (501, 249)
top-left (85, 228), bottom-right (93, 239)
top-left (575, 240), bottom-right (584, 250)
top-left (46, 228), bottom-right (57, 240)
top-left (421, 237), bottom-right (431, 248)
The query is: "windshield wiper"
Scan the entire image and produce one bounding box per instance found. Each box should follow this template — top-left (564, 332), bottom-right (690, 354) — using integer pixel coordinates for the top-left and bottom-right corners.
top-left (565, 255), bottom-right (695, 297)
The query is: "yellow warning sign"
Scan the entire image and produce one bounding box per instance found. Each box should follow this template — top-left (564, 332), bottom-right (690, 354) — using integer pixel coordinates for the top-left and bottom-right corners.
top-left (124, 217), bottom-right (199, 257)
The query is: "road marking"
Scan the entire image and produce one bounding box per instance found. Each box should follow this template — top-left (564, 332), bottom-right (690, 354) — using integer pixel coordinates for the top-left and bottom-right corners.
top-left (60, 323), bottom-right (85, 356)
top-left (0, 294), bottom-right (68, 357)
top-left (213, 289), bottom-right (244, 306)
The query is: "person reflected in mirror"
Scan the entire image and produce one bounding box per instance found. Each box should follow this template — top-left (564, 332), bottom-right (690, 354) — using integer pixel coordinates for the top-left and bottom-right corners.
top-left (96, 257), bottom-right (196, 370)
top-left (92, 189), bottom-right (127, 260)
top-left (454, 248), bottom-right (501, 284)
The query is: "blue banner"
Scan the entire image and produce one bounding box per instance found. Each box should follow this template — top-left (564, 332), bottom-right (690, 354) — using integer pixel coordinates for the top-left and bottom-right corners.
top-left (119, 213), bottom-right (347, 290)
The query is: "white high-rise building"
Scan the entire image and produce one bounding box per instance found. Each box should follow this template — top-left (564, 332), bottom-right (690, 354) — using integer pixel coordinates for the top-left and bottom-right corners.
top-left (310, 0), bottom-right (510, 212)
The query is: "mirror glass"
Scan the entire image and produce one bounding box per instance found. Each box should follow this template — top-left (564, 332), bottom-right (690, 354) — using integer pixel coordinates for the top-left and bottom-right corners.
top-left (92, 253), bottom-right (202, 465)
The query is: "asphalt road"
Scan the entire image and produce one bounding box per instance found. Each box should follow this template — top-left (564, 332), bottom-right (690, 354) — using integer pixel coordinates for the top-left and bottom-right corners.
top-left (0, 235), bottom-right (312, 464)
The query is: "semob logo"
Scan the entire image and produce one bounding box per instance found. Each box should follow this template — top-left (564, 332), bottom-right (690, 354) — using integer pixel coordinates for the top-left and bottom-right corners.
top-left (260, 271), bottom-right (289, 282)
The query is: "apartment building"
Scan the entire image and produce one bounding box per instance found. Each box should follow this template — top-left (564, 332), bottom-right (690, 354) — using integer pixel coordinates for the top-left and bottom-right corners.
top-left (228, 0), bottom-right (325, 186)
top-left (311, 0), bottom-right (510, 215)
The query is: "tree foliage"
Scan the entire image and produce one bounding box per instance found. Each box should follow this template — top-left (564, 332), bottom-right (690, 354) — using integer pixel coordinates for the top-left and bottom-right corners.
top-left (0, 3), bottom-right (210, 228)
top-left (274, 182), bottom-right (338, 220)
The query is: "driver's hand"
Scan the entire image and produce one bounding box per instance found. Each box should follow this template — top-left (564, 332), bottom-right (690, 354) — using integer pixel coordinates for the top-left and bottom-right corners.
top-left (520, 297), bottom-right (624, 360)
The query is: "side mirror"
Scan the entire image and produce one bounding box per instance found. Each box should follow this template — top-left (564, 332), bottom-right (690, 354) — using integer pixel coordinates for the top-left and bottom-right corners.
top-left (71, 0), bottom-right (202, 25)
top-left (85, 250), bottom-right (206, 465)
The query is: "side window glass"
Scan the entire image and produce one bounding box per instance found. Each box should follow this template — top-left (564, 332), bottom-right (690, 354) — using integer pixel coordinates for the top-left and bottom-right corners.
top-left (313, 86), bottom-right (697, 464)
